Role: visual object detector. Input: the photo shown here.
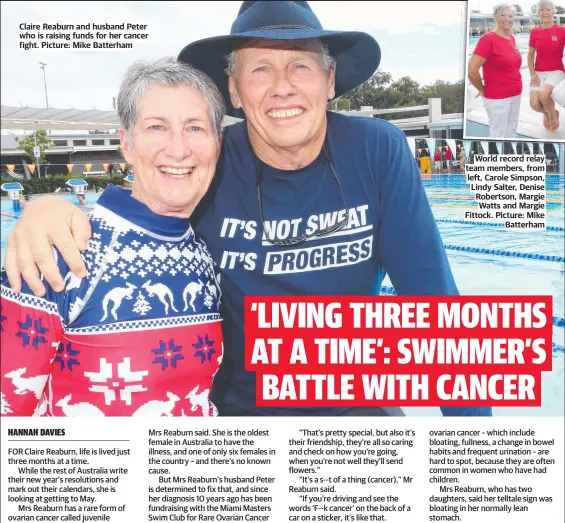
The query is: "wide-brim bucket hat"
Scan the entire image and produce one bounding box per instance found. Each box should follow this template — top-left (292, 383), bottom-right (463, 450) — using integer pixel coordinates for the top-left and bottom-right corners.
top-left (178, 1), bottom-right (381, 118)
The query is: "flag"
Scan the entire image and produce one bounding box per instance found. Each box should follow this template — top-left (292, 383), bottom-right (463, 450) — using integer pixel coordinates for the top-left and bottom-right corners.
top-left (480, 141), bottom-right (490, 156)
top-left (446, 139), bottom-right (457, 156)
top-left (425, 138), bottom-right (436, 158)
top-left (463, 140), bottom-right (473, 160)
top-left (406, 138), bottom-right (416, 159)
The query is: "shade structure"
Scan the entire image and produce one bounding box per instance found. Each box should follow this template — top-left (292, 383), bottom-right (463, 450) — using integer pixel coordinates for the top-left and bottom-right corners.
top-left (66, 179), bottom-right (88, 188)
top-left (1, 105), bottom-right (242, 131)
top-left (1, 182), bottom-right (24, 191)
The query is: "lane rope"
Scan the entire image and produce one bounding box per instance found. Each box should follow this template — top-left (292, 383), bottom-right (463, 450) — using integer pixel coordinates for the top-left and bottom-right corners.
top-left (380, 286), bottom-right (564, 329)
top-left (443, 244), bottom-right (564, 262)
top-left (435, 218), bottom-right (564, 232)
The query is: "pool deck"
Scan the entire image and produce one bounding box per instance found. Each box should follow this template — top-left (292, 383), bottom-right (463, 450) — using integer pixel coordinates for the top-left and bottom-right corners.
top-left (465, 71), bottom-right (565, 141)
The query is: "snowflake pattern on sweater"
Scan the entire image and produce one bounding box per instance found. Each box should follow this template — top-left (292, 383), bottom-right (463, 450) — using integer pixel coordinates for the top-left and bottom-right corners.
top-left (1, 185), bottom-right (223, 417)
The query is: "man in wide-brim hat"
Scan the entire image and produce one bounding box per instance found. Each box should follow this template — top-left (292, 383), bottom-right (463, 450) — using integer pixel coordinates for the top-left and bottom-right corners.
top-left (178, 0), bottom-right (382, 121)
top-left (5, 1), bottom-right (490, 418)
top-left (179, 1), bottom-right (489, 418)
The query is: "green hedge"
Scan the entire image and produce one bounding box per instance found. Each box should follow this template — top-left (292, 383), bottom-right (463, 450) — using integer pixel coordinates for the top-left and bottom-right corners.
top-left (1, 175), bottom-right (127, 196)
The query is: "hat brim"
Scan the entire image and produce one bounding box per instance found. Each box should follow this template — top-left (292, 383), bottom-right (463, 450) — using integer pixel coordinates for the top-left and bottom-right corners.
top-left (178, 30), bottom-right (380, 118)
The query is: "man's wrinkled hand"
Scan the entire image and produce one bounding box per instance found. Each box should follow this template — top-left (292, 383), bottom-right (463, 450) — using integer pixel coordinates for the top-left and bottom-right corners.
top-left (5, 196), bottom-right (92, 296)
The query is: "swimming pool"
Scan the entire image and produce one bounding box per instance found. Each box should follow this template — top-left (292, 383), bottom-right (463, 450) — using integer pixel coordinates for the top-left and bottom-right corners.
top-left (465, 120), bottom-right (531, 139)
top-left (468, 33), bottom-right (532, 54)
top-left (1, 178), bottom-right (564, 417)
top-left (0, 193), bottom-right (100, 267)
top-left (402, 175), bottom-right (565, 417)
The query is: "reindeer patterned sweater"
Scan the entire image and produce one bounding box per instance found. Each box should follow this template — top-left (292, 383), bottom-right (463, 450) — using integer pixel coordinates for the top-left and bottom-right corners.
top-left (0, 185), bottom-right (223, 417)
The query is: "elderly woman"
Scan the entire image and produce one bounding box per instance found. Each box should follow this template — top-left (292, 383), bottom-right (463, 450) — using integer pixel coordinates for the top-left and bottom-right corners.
top-left (528, 0), bottom-right (565, 130)
top-left (468, 3), bottom-right (523, 137)
top-left (0, 58), bottom-right (225, 417)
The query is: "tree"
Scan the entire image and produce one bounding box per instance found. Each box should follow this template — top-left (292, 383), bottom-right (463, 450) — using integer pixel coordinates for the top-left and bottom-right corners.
top-left (389, 76), bottom-right (422, 107)
top-left (15, 130), bottom-right (53, 168)
top-left (133, 292), bottom-right (151, 316)
top-left (421, 80), bottom-right (465, 114)
top-left (513, 4), bottom-right (523, 14)
top-left (556, 6), bottom-right (565, 14)
top-left (116, 145), bottom-right (124, 160)
top-left (345, 71), bottom-right (394, 109)
top-left (335, 98), bottom-right (350, 111)
top-left (341, 71), bottom-right (464, 120)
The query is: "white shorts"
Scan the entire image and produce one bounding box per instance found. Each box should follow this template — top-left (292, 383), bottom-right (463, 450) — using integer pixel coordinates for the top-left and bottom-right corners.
top-left (531, 70), bottom-right (565, 91)
top-left (552, 79), bottom-right (565, 106)
top-left (434, 161), bottom-right (441, 169)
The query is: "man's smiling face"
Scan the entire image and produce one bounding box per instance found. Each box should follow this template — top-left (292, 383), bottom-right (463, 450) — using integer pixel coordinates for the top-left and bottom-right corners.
top-left (228, 39), bottom-right (336, 153)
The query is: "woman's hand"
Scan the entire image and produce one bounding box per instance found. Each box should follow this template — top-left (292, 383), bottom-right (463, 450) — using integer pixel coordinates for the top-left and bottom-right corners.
top-left (5, 196), bottom-right (92, 296)
top-left (475, 88), bottom-right (485, 98)
top-left (530, 71), bottom-right (541, 88)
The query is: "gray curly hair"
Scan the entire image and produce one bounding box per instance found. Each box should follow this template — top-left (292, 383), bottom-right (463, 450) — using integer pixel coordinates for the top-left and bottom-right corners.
top-left (537, 1), bottom-right (556, 14)
top-left (492, 3), bottom-right (516, 16)
top-left (117, 57), bottom-right (226, 142)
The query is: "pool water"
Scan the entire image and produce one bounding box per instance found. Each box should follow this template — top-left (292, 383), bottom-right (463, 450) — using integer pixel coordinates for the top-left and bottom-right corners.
top-left (402, 175), bottom-right (565, 417)
top-left (465, 120), bottom-right (531, 138)
top-left (1, 193), bottom-right (100, 267)
top-left (469, 33), bottom-right (533, 54)
top-left (1, 178), bottom-right (564, 417)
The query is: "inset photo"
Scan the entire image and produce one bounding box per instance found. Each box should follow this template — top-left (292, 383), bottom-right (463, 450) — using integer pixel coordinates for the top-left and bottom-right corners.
top-left (465, 1), bottom-right (565, 141)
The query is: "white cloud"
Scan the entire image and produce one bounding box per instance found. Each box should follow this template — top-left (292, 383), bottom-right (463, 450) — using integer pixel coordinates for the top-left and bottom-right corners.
top-left (314, 1), bottom-right (463, 34)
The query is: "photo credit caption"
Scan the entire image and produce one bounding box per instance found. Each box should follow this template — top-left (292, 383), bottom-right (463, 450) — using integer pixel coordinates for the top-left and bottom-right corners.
top-left (18, 23), bottom-right (149, 51)
top-left (465, 154), bottom-right (546, 230)
top-left (244, 296), bottom-right (553, 407)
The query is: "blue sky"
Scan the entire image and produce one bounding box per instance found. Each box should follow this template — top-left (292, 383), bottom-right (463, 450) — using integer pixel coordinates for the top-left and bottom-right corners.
top-left (1, 1), bottom-right (465, 112)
